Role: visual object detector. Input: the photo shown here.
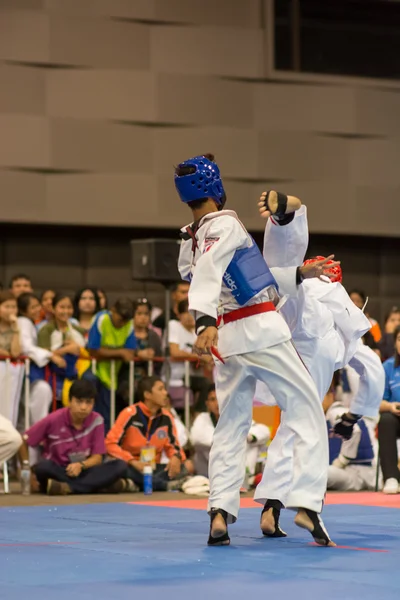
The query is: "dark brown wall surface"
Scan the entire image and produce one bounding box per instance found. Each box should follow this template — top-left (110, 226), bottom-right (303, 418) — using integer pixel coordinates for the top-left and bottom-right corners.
top-left (0, 1), bottom-right (400, 236)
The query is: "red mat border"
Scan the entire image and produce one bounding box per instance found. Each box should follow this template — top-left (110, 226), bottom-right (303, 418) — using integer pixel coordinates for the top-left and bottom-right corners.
top-left (129, 491), bottom-right (400, 510)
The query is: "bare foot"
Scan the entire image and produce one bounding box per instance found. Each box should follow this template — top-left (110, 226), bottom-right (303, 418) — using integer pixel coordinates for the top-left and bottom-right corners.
top-left (294, 509), bottom-right (336, 547)
top-left (260, 507), bottom-right (276, 535)
top-left (211, 512), bottom-right (228, 539)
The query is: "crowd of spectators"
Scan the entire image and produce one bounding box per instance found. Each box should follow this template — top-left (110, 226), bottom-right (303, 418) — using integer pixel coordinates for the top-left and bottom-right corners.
top-left (0, 273), bottom-right (399, 496)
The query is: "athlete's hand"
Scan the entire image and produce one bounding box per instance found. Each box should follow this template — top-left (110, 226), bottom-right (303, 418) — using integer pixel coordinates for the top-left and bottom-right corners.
top-left (332, 412), bottom-right (359, 440)
top-left (258, 191), bottom-right (301, 220)
top-left (194, 327), bottom-right (218, 356)
top-left (258, 193), bottom-right (272, 220)
top-left (300, 255), bottom-right (341, 281)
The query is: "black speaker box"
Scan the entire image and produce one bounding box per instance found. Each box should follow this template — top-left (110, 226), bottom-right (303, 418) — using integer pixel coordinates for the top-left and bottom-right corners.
top-left (130, 238), bottom-right (181, 284)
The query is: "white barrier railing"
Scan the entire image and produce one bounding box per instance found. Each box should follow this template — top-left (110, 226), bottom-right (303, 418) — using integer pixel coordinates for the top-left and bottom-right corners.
top-left (0, 355), bottom-right (204, 493)
top-left (0, 355), bottom-right (201, 435)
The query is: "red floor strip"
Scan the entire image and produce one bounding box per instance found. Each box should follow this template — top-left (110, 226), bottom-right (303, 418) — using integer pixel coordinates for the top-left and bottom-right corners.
top-left (130, 492), bottom-right (400, 510)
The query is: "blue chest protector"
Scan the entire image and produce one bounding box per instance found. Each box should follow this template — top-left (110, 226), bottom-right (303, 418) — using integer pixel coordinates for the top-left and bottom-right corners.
top-left (328, 420), bottom-right (374, 466)
top-left (222, 239), bottom-right (278, 306)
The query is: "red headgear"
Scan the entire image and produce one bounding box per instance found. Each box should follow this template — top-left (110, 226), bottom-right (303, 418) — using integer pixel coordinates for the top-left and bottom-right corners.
top-left (302, 256), bottom-right (342, 283)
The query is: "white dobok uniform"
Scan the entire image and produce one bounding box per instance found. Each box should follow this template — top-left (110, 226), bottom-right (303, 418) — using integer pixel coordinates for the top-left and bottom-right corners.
top-left (254, 206), bottom-right (384, 507)
top-left (178, 209), bottom-right (327, 522)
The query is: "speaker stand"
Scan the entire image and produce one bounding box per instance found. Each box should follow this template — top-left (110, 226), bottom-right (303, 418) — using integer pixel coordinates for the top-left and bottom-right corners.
top-left (161, 282), bottom-right (173, 389)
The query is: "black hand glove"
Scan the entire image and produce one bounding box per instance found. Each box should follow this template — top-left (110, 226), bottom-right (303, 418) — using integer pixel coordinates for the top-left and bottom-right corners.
top-left (333, 413), bottom-right (361, 441)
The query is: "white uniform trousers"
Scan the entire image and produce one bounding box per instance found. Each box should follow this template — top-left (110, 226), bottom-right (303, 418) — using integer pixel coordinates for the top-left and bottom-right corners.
top-left (208, 341), bottom-right (327, 522)
top-left (327, 463), bottom-right (379, 491)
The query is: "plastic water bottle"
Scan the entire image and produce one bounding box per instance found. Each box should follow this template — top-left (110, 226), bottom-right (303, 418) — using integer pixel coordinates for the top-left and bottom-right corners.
top-left (143, 465), bottom-right (153, 495)
top-left (21, 460), bottom-right (31, 496)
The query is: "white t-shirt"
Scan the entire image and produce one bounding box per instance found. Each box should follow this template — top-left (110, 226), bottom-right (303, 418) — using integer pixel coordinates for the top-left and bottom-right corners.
top-left (168, 320), bottom-right (196, 386)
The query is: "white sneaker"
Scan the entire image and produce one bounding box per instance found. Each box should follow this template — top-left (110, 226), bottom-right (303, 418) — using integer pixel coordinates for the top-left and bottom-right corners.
top-left (383, 478), bottom-right (399, 494)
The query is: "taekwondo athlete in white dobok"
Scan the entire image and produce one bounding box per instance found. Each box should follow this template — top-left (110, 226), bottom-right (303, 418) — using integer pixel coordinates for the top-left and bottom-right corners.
top-left (326, 368), bottom-right (381, 492)
top-left (175, 153), bottom-right (338, 547)
top-left (255, 198), bottom-right (384, 537)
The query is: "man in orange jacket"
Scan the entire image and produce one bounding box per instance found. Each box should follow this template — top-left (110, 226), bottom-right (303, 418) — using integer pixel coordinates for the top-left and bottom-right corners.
top-left (106, 376), bottom-right (187, 491)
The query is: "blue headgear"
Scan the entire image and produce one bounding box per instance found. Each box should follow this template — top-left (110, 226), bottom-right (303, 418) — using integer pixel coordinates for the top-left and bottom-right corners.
top-left (174, 155), bottom-right (226, 204)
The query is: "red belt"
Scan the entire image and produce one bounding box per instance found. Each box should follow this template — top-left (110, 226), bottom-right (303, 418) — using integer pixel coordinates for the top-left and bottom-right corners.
top-left (216, 301), bottom-right (276, 327)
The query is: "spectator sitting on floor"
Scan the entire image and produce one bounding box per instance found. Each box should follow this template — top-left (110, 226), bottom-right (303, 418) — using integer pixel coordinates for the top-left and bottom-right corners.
top-left (0, 291), bottom-right (21, 359)
top-left (168, 299), bottom-right (211, 413)
top-left (378, 325), bottom-right (400, 494)
top-left (325, 374), bottom-right (379, 492)
top-left (85, 297), bottom-right (136, 431)
top-left (190, 384), bottom-right (271, 478)
top-left (72, 288), bottom-right (101, 334)
top-left (105, 376), bottom-right (187, 492)
top-left (379, 307), bottom-right (400, 363)
top-left (152, 280), bottom-right (189, 332)
top-left (20, 380), bottom-right (127, 495)
top-left (37, 289), bottom-right (56, 330)
top-left (9, 274), bottom-right (33, 298)
top-left (160, 393), bottom-right (195, 475)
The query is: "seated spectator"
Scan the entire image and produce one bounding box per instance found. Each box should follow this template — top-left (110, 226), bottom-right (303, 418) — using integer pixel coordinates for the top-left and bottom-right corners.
top-left (37, 289), bottom-right (55, 330)
top-left (190, 384), bottom-right (270, 478)
top-left (72, 288), bottom-right (101, 334)
top-left (378, 325), bottom-right (400, 494)
top-left (379, 307), bottom-right (400, 362)
top-left (9, 274), bottom-right (33, 298)
top-left (17, 293), bottom-right (56, 425)
top-left (37, 293), bottom-right (86, 408)
top-left (106, 376), bottom-right (187, 492)
top-left (349, 289), bottom-right (382, 342)
top-left (152, 281), bottom-right (189, 331)
top-left (0, 291), bottom-right (21, 359)
top-left (132, 299), bottom-right (162, 377)
top-left (117, 299), bottom-right (163, 403)
top-left (326, 385), bottom-right (379, 492)
top-left (160, 393), bottom-right (195, 475)
top-left (20, 380), bottom-right (127, 495)
top-left (85, 297), bottom-right (136, 431)
top-left (97, 289), bottom-right (108, 310)
top-left (168, 299), bottom-right (211, 412)
top-left (0, 414), bottom-right (22, 464)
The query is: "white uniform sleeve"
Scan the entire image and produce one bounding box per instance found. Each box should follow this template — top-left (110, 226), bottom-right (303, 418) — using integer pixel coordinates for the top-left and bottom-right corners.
top-left (190, 413), bottom-right (215, 448)
top-left (270, 266), bottom-right (299, 298)
top-left (188, 216), bottom-right (248, 319)
top-left (315, 283), bottom-right (371, 365)
top-left (178, 238), bottom-right (193, 282)
top-left (347, 341), bottom-right (385, 418)
top-left (249, 420), bottom-right (271, 445)
top-left (18, 317), bottom-right (52, 368)
top-left (263, 205), bottom-right (309, 268)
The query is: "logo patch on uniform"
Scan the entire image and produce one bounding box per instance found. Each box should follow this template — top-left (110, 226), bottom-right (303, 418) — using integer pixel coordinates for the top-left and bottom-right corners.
top-left (157, 430), bottom-right (167, 440)
top-left (203, 237), bottom-right (220, 253)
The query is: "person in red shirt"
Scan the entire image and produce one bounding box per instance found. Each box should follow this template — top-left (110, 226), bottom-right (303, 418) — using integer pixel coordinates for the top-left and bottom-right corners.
top-left (106, 376), bottom-right (187, 491)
